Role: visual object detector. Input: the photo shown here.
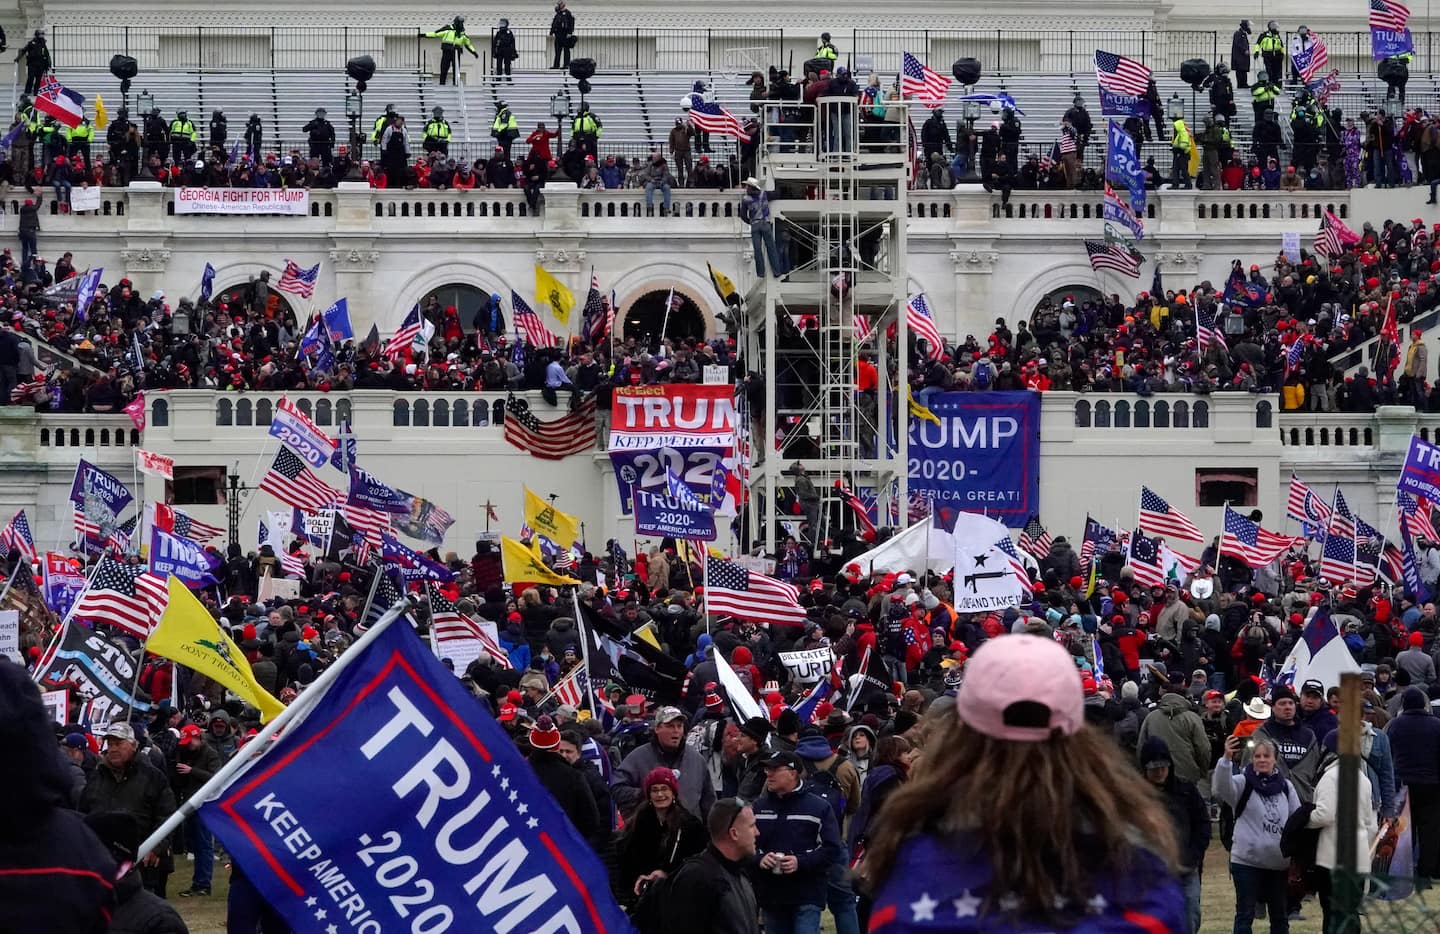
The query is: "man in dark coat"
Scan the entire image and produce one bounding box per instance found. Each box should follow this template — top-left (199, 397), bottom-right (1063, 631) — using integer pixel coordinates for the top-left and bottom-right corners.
top-left (1231, 21), bottom-right (1253, 88)
top-left (550, 0), bottom-right (575, 69)
top-left (80, 721), bottom-right (178, 897)
top-left (173, 724), bottom-right (222, 896)
top-left (526, 716), bottom-right (599, 839)
top-left (1140, 737), bottom-right (1210, 934)
top-left (655, 797), bottom-right (761, 933)
top-left (1386, 686), bottom-right (1440, 877)
top-left (83, 811), bottom-right (190, 934)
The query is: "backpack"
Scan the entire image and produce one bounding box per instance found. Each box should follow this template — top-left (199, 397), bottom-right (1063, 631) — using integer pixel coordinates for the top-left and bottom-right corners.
top-left (1243, 623), bottom-right (1269, 651)
top-left (803, 756), bottom-right (847, 823)
top-left (973, 360), bottom-right (992, 388)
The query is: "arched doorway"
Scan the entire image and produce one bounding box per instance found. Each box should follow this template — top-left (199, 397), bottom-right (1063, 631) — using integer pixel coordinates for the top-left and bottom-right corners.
top-left (424, 283), bottom-right (489, 330)
top-left (215, 281), bottom-right (299, 322)
top-left (621, 289), bottom-right (706, 343)
top-left (1034, 284), bottom-right (1103, 316)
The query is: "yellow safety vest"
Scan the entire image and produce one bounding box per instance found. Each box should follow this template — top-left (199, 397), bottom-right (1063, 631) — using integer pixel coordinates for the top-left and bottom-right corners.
top-left (1257, 32), bottom-right (1284, 53)
top-left (1171, 120), bottom-right (1191, 153)
top-left (573, 114), bottom-right (600, 136)
top-left (67, 122), bottom-right (93, 142)
top-left (816, 43), bottom-right (838, 61)
top-left (425, 119), bottom-right (451, 141)
top-left (492, 110), bottom-right (517, 134)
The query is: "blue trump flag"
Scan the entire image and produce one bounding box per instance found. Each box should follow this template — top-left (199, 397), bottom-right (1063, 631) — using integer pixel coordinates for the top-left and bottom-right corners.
top-left (906, 391), bottom-right (1040, 528)
top-left (1104, 120), bottom-right (1146, 214)
top-left (69, 458), bottom-right (134, 516)
top-left (195, 617), bottom-right (632, 934)
top-left (199, 262), bottom-right (216, 303)
top-left (348, 465), bottom-right (410, 514)
top-left (1098, 87), bottom-right (1150, 118)
top-left (73, 267), bottom-right (103, 322)
top-left (149, 526), bottom-right (223, 587)
top-left (1373, 28), bottom-right (1414, 60)
top-left (322, 297), bottom-right (354, 341)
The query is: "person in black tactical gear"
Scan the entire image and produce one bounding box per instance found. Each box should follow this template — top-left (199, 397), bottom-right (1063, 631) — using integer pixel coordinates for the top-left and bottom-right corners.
top-left (1144, 77), bottom-right (1166, 142)
top-left (920, 108), bottom-right (952, 166)
top-left (1205, 62), bottom-right (1236, 121)
top-left (423, 105), bottom-right (451, 156)
top-left (169, 109), bottom-right (197, 164)
top-left (0, 25), bottom-right (7, 53)
top-left (107, 106), bottom-right (134, 176)
top-left (550, 0), bottom-right (575, 70)
top-left (1291, 102), bottom-right (1321, 173)
top-left (243, 112), bottom-right (263, 161)
top-left (1231, 21), bottom-right (1253, 88)
top-left (303, 107), bottom-right (335, 166)
top-left (16, 29), bottom-right (49, 96)
top-left (426, 15), bottom-right (479, 86)
top-left (998, 106), bottom-right (1022, 166)
top-left (208, 109), bottom-right (227, 161)
top-left (1064, 93), bottom-right (1093, 162)
top-left (143, 107), bottom-right (168, 166)
top-left (1253, 109), bottom-right (1282, 165)
top-left (492, 18), bottom-right (518, 81)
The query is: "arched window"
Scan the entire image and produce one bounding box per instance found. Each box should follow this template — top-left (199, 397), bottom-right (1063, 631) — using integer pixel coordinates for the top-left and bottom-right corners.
top-left (1094, 400), bottom-right (1111, 428)
top-left (1173, 400), bottom-right (1189, 428)
top-left (1154, 401), bottom-right (1170, 428)
top-left (152, 398), bottom-right (169, 427)
top-left (1305, 427), bottom-right (1315, 445)
top-left (236, 399), bottom-right (253, 426)
top-left (493, 399), bottom-right (506, 424)
top-left (393, 400), bottom-right (410, 427)
top-left (256, 398), bottom-right (273, 425)
top-left (413, 399), bottom-right (430, 427)
top-left (433, 400), bottom-right (450, 426)
top-left (84, 429), bottom-right (95, 446)
top-left (423, 284), bottom-right (491, 333)
top-left (1134, 401), bottom-right (1150, 428)
top-left (1255, 400), bottom-right (1272, 429)
top-left (130, 430), bottom-right (140, 445)
top-left (453, 400), bottom-right (469, 426)
top-left (99, 429), bottom-right (110, 446)
top-left (473, 400), bottom-right (489, 426)
top-left (1074, 400), bottom-right (1091, 427)
top-left (70, 429), bottom-right (80, 446)
top-left (1114, 401), bottom-right (1131, 428)
top-left (297, 399), bottom-right (313, 419)
top-left (55, 428), bottom-right (63, 446)
top-left (40, 428), bottom-right (49, 445)
top-left (316, 399), bottom-right (333, 426)
top-left (337, 400), bottom-right (352, 423)
top-left (1193, 401), bottom-right (1210, 428)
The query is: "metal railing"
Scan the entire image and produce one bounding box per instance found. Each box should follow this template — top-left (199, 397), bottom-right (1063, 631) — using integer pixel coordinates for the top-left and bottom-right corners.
top-left (45, 26), bottom-right (1437, 78)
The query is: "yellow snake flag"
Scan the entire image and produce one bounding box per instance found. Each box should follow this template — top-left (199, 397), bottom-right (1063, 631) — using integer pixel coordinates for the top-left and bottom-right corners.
top-left (523, 486), bottom-right (580, 548)
top-left (535, 264), bottom-right (576, 327)
top-left (148, 576), bottom-right (285, 722)
top-left (501, 535), bottom-right (582, 587)
top-left (94, 94), bottom-right (108, 129)
top-left (907, 387), bottom-right (941, 426)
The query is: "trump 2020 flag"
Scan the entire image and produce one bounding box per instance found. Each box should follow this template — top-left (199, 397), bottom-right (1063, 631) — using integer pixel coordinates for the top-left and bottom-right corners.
top-left (196, 615), bottom-right (631, 934)
top-left (149, 527), bottom-right (223, 588)
top-left (322, 297), bottom-right (354, 341)
top-left (1275, 606), bottom-right (1361, 695)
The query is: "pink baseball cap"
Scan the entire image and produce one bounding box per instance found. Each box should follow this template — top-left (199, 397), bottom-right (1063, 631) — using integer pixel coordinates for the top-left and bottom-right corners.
top-left (955, 635), bottom-right (1084, 742)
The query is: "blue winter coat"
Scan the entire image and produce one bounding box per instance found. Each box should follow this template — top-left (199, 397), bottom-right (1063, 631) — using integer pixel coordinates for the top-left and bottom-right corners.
top-left (752, 783), bottom-right (842, 908)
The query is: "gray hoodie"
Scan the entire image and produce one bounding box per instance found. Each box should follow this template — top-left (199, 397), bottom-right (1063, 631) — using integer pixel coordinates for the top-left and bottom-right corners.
top-left (1211, 758), bottom-right (1302, 870)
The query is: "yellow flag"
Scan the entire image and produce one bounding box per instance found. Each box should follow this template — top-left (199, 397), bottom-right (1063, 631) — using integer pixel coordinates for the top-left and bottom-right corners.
top-left (149, 577), bottom-right (285, 722)
top-left (94, 94), bottom-right (108, 129)
top-left (523, 486), bottom-right (580, 548)
top-left (634, 621), bottom-right (661, 649)
top-left (501, 535), bottom-right (582, 587)
top-left (535, 264), bottom-right (575, 327)
top-left (708, 262), bottom-right (739, 306)
top-left (907, 387), bottom-right (941, 426)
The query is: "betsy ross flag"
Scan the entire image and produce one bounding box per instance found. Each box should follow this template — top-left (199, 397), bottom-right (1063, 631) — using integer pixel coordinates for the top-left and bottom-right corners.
top-left (275, 259), bottom-right (320, 298)
top-left (688, 100), bottom-right (752, 143)
top-left (900, 52), bottom-right (952, 108)
top-left (1295, 34), bottom-right (1330, 84)
top-left (1287, 474), bottom-right (1333, 537)
top-left (1371, 0), bottom-right (1412, 31)
top-left (259, 448), bottom-right (342, 513)
top-left (1196, 305), bottom-right (1227, 352)
top-left (906, 293), bottom-right (945, 361)
top-left (1017, 515), bottom-right (1052, 560)
top-left (1128, 530), bottom-right (1168, 588)
top-left (1084, 240), bottom-right (1142, 277)
top-left (1223, 506), bottom-right (1298, 569)
top-left (1094, 49), bottom-right (1151, 97)
top-left (0, 509), bottom-right (38, 562)
top-left (383, 305), bottom-right (423, 358)
top-left (35, 75), bottom-right (85, 128)
top-left (704, 555), bottom-right (807, 626)
top-left (72, 555), bottom-right (169, 639)
top-left (1138, 486), bottom-right (1204, 541)
top-left (512, 291), bottom-right (558, 348)
top-left (503, 393), bottom-right (597, 459)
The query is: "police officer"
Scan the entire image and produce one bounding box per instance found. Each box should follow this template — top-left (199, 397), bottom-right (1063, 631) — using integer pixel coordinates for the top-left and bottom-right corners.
top-left (106, 106), bottom-right (133, 173)
top-left (1063, 93), bottom-right (1092, 162)
top-left (169, 109), bottom-right (197, 164)
top-left (815, 32), bottom-right (838, 65)
top-left (550, 0), bottom-right (575, 70)
top-left (423, 106), bottom-right (451, 156)
top-left (143, 107), bottom-right (168, 166)
top-left (426, 15), bottom-right (479, 86)
top-left (1231, 20), bottom-right (1253, 88)
top-left (372, 103), bottom-right (397, 146)
top-left (1170, 113), bottom-right (1193, 189)
top-left (303, 107), bottom-right (335, 166)
top-left (208, 109), bottom-right (227, 160)
top-left (1255, 21), bottom-right (1285, 92)
top-left (492, 18), bottom-right (518, 81)
top-left (1253, 109), bottom-right (1282, 165)
top-left (38, 115), bottom-right (61, 164)
top-left (66, 115), bottom-right (94, 171)
top-left (243, 112), bottom-right (263, 161)
top-left (1205, 62), bottom-right (1235, 121)
top-left (571, 101), bottom-right (602, 160)
top-left (1251, 70), bottom-right (1280, 125)
top-left (491, 100), bottom-right (519, 159)
top-left (1291, 102), bottom-right (1322, 173)
top-left (16, 29), bottom-right (49, 96)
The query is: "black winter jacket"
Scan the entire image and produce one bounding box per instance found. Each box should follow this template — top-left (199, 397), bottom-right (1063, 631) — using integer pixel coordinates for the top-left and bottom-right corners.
top-left (527, 748), bottom-right (598, 839)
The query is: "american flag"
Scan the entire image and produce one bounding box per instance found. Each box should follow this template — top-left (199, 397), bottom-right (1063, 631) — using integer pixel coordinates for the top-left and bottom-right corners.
top-left (582, 272), bottom-right (608, 344)
top-left (1128, 530), bottom-right (1167, 589)
top-left (1196, 306), bottom-right (1227, 352)
top-left (552, 665), bottom-right (587, 707)
top-left (1284, 337), bottom-right (1307, 376)
top-left (1370, 0), bottom-right (1412, 31)
top-left (1085, 240), bottom-right (1142, 278)
top-left (426, 582), bottom-right (477, 642)
top-left (0, 509), bottom-right (37, 562)
top-left (1320, 490), bottom-right (1359, 582)
top-left (1398, 490), bottom-right (1436, 541)
top-left (1039, 140), bottom-right (1060, 173)
top-left (512, 290), bottom-right (558, 348)
top-left (153, 502), bottom-right (225, 543)
top-left (1138, 486), bottom-right (1204, 541)
top-left (384, 304), bottom-right (424, 359)
top-left (900, 52), bottom-right (952, 108)
top-left (341, 500), bottom-right (390, 549)
top-left (1080, 516), bottom-right (1118, 564)
top-left (275, 259), bottom-right (320, 299)
top-left (1094, 49), bottom-right (1151, 97)
top-left (279, 549), bottom-right (307, 577)
top-left (260, 447), bottom-right (342, 513)
top-left (994, 535), bottom-right (1034, 593)
top-left (503, 393), bottom-right (597, 459)
top-left (853, 314), bottom-right (875, 343)
top-left (1355, 514), bottom-right (1386, 584)
top-left (688, 100), bottom-right (752, 143)
top-left (10, 374), bottom-right (46, 404)
top-left (906, 293), bottom-right (945, 361)
top-left (1059, 129), bottom-right (1077, 154)
top-left (1314, 210), bottom-right (1358, 258)
top-left (704, 555), bottom-right (807, 626)
top-left (1287, 475), bottom-right (1333, 534)
top-left (74, 507), bottom-right (134, 555)
top-left (1295, 35), bottom-right (1330, 85)
top-left (1017, 515), bottom-right (1052, 560)
top-left (71, 555), bottom-right (168, 639)
top-left (1223, 506), bottom-right (1299, 570)
top-left (358, 571), bottom-right (403, 633)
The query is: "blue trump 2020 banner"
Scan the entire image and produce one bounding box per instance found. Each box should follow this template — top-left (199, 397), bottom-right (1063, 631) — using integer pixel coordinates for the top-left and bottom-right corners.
top-left (1400, 434), bottom-right (1440, 505)
top-left (1098, 87), bottom-right (1150, 119)
top-left (198, 618), bottom-right (633, 934)
top-left (634, 487), bottom-right (717, 541)
top-left (908, 391), bottom-right (1040, 528)
top-left (149, 527), bottom-right (222, 587)
top-left (1105, 120), bottom-right (1146, 214)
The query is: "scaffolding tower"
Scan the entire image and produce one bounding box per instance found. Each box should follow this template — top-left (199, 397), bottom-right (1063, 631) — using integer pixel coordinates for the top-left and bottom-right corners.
top-left (744, 95), bottom-right (912, 556)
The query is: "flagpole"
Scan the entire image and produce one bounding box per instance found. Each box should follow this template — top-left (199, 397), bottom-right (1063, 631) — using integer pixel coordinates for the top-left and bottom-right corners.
top-left (30, 556), bottom-right (108, 684)
top-left (571, 589), bottom-right (594, 715)
top-left (135, 596), bottom-right (414, 863)
top-left (0, 556), bottom-right (24, 605)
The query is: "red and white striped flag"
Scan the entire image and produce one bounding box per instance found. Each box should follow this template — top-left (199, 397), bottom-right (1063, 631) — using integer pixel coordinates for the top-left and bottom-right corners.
top-left (704, 555), bottom-right (806, 626)
top-left (900, 52), bottom-right (952, 108)
top-left (71, 556), bottom-right (169, 639)
top-left (1138, 486), bottom-right (1204, 542)
top-left (503, 394), bottom-right (597, 460)
top-left (259, 448), bottom-right (342, 513)
top-left (512, 291), bottom-right (558, 348)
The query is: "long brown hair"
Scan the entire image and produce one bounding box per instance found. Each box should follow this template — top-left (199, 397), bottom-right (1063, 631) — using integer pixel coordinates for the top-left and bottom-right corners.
top-left (859, 705), bottom-right (1178, 919)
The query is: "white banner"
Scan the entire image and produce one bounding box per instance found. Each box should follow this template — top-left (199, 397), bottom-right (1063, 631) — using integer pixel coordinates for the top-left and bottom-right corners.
top-left (0, 609), bottom-right (17, 660)
top-left (431, 619), bottom-right (502, 674)
top-left (136, 449), bottom-right (173, 479)
top-left (950, 512), bottom-right (1025, 612)
top-left (173, 187), bottom-right (310, 215)
top-left (40, 688), bottom-right (69, 726)
top-left (779, 646), bottom-right (833, 685)
top-left (1282, 232), bottom-right (1302, 264)
top-left (70, 186), bottom-right (102, 212)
